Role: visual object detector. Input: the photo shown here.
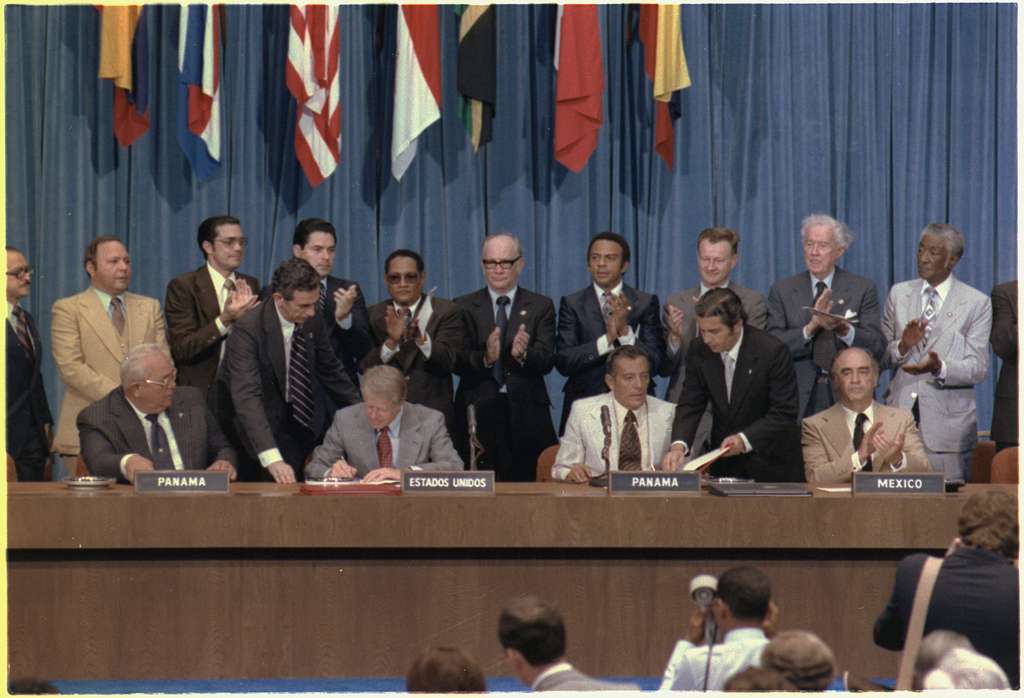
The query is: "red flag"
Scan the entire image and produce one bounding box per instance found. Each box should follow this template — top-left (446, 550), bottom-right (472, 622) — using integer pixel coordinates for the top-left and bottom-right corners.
top-left (637, 5), bottom-right (691, 169)
top-left (98, 6), bottom-right (150, 147)
top-left (554, 5), bottom-right (604, 173)
top-left (392, 5), bottom-right (441, 181)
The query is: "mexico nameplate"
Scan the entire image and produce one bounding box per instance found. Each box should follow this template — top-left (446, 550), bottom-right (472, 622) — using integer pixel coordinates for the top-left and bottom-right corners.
top-left (401, 470), bottom-right (495, 495)
top-left (608, 471), bottom-right (700, 495)
top-left (852, 472), bottom-right (944, 495)
top-left (134, 470), bottom-right (230, 494)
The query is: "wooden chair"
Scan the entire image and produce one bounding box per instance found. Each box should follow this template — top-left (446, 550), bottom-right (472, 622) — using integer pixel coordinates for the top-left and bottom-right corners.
top-left (535, 445), bottom-right (559, 483)
top-left (969, 440), bottom-right (996, 484)
top-left (990, 446), bottom-right (1019, 484)
top-left (7, 453), bottom-right (16, 482)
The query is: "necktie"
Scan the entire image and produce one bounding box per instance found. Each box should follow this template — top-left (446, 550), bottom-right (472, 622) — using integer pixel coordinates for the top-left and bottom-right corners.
top-left (222, 277), bottom-right (235, 306)
top-left (923, 287), bottom-right (938, 341)
top-left (723, 353), bottom-right (736, 401)
top-left (376, 428), bottom-right (393, 468)
top-left (288, 327), bottom-right (315, 431)
top-left (12, 306), bottom-right (34, 360)
top-left (811, 281), bottom-right (836, 372)
top-left (145, 414), bottom-right (175, 470)
top-left (619, 411), bottom-right (642, 471)
top-left (601, 291), bottom-right (610, 317)
top-left (493, 296), bottom-right (510, 387)
top-left (853, 412), bottom-right (872, 472)
top-left (110, 296), bottom-right (126, 335)
top-left (318, 282), bottom-right (327, 314)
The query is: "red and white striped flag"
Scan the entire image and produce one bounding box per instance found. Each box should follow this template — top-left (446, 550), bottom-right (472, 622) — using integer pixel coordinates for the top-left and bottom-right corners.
top-left (392, 5), bottom-right (441, 181)
top-left (285, 5), bottom-right (341, 187)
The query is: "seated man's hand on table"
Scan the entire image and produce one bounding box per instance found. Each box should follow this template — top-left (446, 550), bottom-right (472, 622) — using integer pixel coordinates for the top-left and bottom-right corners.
top-left (363, 467), bottom-right (400, 483)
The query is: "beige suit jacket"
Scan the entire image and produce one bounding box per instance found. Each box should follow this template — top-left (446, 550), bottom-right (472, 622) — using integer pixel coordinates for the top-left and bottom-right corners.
top-left (801, 401), bottom-right (930, 483)
top-left (51, 288), bottom-right (169, 454)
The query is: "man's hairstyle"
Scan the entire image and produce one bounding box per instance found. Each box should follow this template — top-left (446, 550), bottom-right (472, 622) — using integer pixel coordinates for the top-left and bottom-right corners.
top-left (361, 365), bottom-right (407, 404)
top-left (405, 646), bottom-right (486, 693)
top-left (196, 215), bottom-right (241, 256)
top-left (801, 213), bottom-right (853, 249)
top-left (605, 345), bottom-right (650, 376)
top-left (716, 565), bottom-right (772, 621)
top-left (957, 490), bottom-right (1018, 559)
top-left (723, 667), bottom-right (796, 692)
top-left (293, 218), bottom-right (337, 248)
top-left (829, 346), bottom-right (880, 380)
top-left (83, 235), bottom-right (125, 270)
top-left (760, 630), bottom-right (835, 691)
top-left (919, 222), bottom-right (965, 261)
top-left (586, 231), bottom-right (631, 264)
top-left (120, 343), bottom-right (166, 386)
top-left (923, 647), bottom-right (1010, 689)
top-left (497, 595), bottom-right (566, 667)
top-left (697, 227), bottom-right (740, 255)
top-left (914, 631), bottom-right (975, 688)
top-left (385, 248), bottom-right (425, 273)
top-left (271, 258), bottom-right (320, 300)
top-left (695, 287), bottom-right (747, 327)
top-left (481, 232), bottom-right (523, 258)
top-left (6, 245), bottom-right (23, 254)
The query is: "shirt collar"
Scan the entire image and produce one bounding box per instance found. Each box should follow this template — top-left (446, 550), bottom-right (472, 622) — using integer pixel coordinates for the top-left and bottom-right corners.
top-left (274, 303), bottom-right (295, 333)
top-left (206, 262), bottom-right (236, 294)
top-left (487, 285), bottom-right (518, 307)
top-left (700, 281), bottom-right (729, 296)
top-left (593, 281), bottom-right (624, 299)
top-left (612, 394), bottom-right (647, 423)
top-left (840, 401), bottom-right (875, 424)
top-left (393, 295), bottom-right (423, 317)
top-left (722, 627), bottom-right (768, 643)
top-left (531, 662), bottom-right (574, 690)
top-left (125, 392), bottom-right (162, 421)
top-left (384, 406), bottom-right (404, 438)
top-left (924, 274), bottom-right (954, 303)
top-left (92, 287), bottom-right (123, 310)
top-left (723, 327), bottom-right (745, 363)
top-left (809, 269), bottom-right (835, 290)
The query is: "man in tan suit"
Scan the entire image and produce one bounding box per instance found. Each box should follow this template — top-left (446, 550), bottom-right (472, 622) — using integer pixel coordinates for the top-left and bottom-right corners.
top-left (802, 346), bottom-right (928, 483)
top-left (51, 236), bottom-right (169, 462)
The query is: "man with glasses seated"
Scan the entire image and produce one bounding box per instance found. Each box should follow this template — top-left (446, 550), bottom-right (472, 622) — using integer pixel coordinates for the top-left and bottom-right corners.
top-left (77, 344), bottom-right (237, 483)
top-left (362, 249), bottom-right (464, 439)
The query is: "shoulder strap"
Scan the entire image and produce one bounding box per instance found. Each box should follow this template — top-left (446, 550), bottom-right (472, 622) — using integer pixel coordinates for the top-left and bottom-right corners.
top-left (895, 556), bottom-right (943, 689)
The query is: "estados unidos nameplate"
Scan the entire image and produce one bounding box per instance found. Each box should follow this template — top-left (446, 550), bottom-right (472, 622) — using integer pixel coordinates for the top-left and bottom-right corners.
top-left (401, 470), bottom-right (495, 495)
top-left (608, 470), bottom-right (700, 495)
top-left (134, 470), bottom-right (230, 494)
top-left (853, 472), bottom-right (944, 495)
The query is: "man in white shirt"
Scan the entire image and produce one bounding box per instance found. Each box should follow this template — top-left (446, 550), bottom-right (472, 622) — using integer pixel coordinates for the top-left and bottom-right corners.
top-left (660, 566), bottom-right (778, 691)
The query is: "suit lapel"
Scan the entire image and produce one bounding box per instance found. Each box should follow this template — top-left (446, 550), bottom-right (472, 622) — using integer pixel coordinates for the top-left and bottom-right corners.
top-left (681, 287), bottom-right (699, 340)
top-left (728, 332), bottom-right (758, 412)
top-left (113, 390), bottom-right (153, 460)
top-left (583, 287), bottom-right (605, 338)
top-left (791, 273), bottom-right (814, 311)
top-left (397, 412), bottom-right (423, 467)
top-left (263, 304), bottom-right (288, 397)
top-left (80, 290), bottom-right (126, 361)
top-left (820, 403), bottom-right (852, 456)
top-left (471, 290), bottom-right (496, 341)
top-left (167, 395), bottom-right (193, 468)
top-left (194, 267), bottom-right (222, 328)
top-left (923, 278), bottom-right (961, 351)
top-left (506, 289), bottom-right (530, 348)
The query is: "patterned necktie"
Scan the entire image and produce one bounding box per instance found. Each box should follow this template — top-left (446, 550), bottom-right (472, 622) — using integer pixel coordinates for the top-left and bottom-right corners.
top-left (618, 411), bottom-right (642, 471)
top-left (318, 282), bottom-right (327, 314)
top-left (145, 414), bottom-right (175, 470)
top-left (12, 306), bottom-right (34, 360)
top-left (493, 296), bottom-right (510, 387)
top-left (852, 412), bottom-right (872, 472)
top-left (812, 281), bottom-right (836, 372)
top-left (110, 296), bottom-right (126, 335)
top-left (223, 277), bottom-right (235, 306)
top-left (723, 353), bottom-right (736, 401)
top-left (288, 327), bottom-right (315, 431)
top-left (922, 287), bottom-right (938, 341)
top-left (601, 291), bottom-right (610, 317)
top-left (376, 428), bottom-right (393, 468)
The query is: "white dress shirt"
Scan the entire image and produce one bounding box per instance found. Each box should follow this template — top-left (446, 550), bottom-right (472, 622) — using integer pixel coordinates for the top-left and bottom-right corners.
top-left (118, 399), bottom-right (185, 476)
top-left (803, 270), bottom-right (856, 345)
top-left (896, 275), bottom-right (954, 380)
top-left (207, 262), bottom-right (238, 336)
top-left (840, 403), bottom-right (907, 473)
top-left (593, 281), bottom-right (637, 355)
top-left (380, 295), bottom-right (433, 362)
top-left (531, 662), bottom-right (574, 690)
top-left (612, 397), bottom-right (653, 471)
top-left (660, 627), bottom-right (769, 691)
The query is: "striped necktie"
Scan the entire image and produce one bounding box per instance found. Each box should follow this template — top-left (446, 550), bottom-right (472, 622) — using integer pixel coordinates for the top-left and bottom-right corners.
top-left (288, 327), bottom-right (315, 431)
top-left (12, 306), bottom-right (34, 360)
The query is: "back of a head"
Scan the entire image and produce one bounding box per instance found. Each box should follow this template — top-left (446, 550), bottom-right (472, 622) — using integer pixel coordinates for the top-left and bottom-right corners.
top-left (923, 647), bottom-right (1010, 689)
top-left (957, 490), bottom-right (1018, 559)
top-left (497, 595), bottom-right (566, 667)
top-left (723, 666), bottom-right (796, 692)
top-left (761, 630), bottom-right (835, 691)
top-left (913, 630), bottom-right (975, 688)
top-left (406, 646), bottom-right (486, 693)
top-left (716, 566), bottom-right (771, 622)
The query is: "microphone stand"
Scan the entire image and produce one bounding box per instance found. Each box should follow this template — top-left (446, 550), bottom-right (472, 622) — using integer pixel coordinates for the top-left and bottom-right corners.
top-left (468, 405), bottom-right (482, 471)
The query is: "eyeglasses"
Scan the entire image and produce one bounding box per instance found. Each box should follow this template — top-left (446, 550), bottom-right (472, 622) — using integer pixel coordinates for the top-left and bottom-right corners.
top-left (142, 370), bottom-right (177, 389)
top-left (215, 237), bottom-right (248, 249)
top-left (386, 272), bottom-right (421, 284)
top-left (482, 256), bottom-right (521, 270)
top-left (6, 265), bottom-right (33, 278)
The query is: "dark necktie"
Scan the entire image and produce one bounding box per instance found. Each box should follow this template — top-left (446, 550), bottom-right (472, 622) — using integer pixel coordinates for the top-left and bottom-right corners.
top-left (12, 306), bottom-right (34, 360)
top-left (852, 412), bottom-right (872, 472)
top-left (493, 295), bottom-right (510, 387)
top-left (811, 281), bottom-right (835, 372)
top-left (110, 296), bottom-right (126, 336)
top-left (318, 282), bottom-right (327, 314)
top-left (145, 414), bottom-right (175, 470)
top-left (377, 428), bottom-right (393, 468)
top-left (619, 411), bottom-right (642, 471)
top-left (288, 327), bottom-right (315, 431)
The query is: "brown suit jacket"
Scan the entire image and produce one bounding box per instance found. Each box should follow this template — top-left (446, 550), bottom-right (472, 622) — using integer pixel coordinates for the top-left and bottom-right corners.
top-left (801, 401), bottom-right (930, 483)
top-left (51, 288), bottom-right (169, 454)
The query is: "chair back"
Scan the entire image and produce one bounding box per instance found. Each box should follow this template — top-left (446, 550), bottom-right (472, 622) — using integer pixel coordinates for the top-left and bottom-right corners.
top-left (990, 447), bottom-right (1019, 484)
top-left (535, 445), bottom-right (559, 482)
top-left (969, 440), bottom-right (996, 483)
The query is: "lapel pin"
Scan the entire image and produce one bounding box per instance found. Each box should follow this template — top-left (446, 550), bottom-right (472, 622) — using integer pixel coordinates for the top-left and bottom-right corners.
top-left (519, 310), bottom-right (527, 317)
top-left (837, 299), bottom-right (845, 305)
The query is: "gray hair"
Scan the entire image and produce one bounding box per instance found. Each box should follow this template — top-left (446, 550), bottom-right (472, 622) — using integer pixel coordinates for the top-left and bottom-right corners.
top-left (481, 233), bottom-right (523, 258)
top-left (761, 630), bottom-right (835, 691)
top-left (923, 647), bottom-right (1009, 689)
top-left (919, 222), bottom-right (965, 260)
top-left (801, 213), bottom-right (853, 250)
top-left (914, 631), bottom-right (975, 687)
top-left (120, 343), bottom-right (167, 385)
top-left (361, 365), bottom-right (407, 404)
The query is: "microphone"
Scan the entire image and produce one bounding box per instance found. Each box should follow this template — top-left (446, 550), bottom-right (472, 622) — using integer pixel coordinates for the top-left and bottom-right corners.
top-left (468, 404), bottom-right (477, 436)
top-left (600, 405), bottom-right (612, 474)
top-left (690, 574), bottom-right (719, 691)
top-left (467, 404), bottom-right (483, 471)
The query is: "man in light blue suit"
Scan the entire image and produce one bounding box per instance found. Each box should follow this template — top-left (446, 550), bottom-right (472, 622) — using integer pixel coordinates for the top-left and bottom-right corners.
top-left (881, 223), bottom-right (992, 480)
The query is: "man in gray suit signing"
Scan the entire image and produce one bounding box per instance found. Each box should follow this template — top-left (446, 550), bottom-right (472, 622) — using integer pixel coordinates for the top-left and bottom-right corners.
top-left (305, 365), bottom-right (463, 482)
top-left (767, 214), bottom-right (884, 418)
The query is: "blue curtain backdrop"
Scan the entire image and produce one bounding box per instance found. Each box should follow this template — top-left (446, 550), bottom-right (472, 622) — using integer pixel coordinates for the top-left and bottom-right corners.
top-left (5, 4), bottom-right (1016, 432)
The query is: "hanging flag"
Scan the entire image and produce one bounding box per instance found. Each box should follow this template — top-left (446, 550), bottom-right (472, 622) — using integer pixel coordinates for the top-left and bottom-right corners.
top-left (554, 5), bottom-right (604, 173)
top-left (637, 4), bottom-right (691, 170)
top-left (392, 5), bottom-right (441, 181)
top-left (98, 6), bottom-right (150, 148)
top-left (286, 5), bottom-right (341, 187)
top-left (178, 6), bottom-right (222, 182)
top-left (455, 5), bottom-right (495, 151)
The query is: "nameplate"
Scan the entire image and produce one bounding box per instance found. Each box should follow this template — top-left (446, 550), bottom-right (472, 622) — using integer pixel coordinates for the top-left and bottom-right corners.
top-left (852, 472), bottom-right (944, 495)
top-left (401, 470), bottom-right (495, 495)
top-left (134, 470), bottom-right (230, 494)
top-left (608, 471), bottom-right (700, 495)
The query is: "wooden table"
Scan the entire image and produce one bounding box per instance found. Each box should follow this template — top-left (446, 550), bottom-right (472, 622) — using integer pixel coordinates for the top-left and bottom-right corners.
top-left (7, 482), bottom-right (1004, 681)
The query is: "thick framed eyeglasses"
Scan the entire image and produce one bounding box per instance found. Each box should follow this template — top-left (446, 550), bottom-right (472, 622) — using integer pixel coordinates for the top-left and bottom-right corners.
top-left (482, 257), bottom-right (521, 270)
top-left (6, 265), bottom-right (33, 278)
top-left (386, 272), bottom-right (421, 284)
top-left (142, 371), bottom-right (177, 389)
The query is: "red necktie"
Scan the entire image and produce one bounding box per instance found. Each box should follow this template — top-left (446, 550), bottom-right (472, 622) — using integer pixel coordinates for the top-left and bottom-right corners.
top-left (376, 428), bottom-right (393, 468)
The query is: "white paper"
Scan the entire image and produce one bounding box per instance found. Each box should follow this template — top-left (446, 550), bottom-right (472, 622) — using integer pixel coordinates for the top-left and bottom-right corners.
top-left (802, 306), bottom-right (859, 324)
top-left (682, 447), bottom-right (727, 472)
top-left (816, 486), bottom-right (851, 493)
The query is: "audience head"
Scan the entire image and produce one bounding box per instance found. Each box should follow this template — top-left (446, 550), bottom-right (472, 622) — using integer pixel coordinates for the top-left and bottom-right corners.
top-left (761, 630), bottom-right (835, 691)
top-left (913, 630), bottom-right (975, 689)
top-left (6, 245), bottom-right (33, 304)
top-left (957, 489), bottom-right (1018, 560)
top-left (917, 223), bottom-right (963, 286)
top-left (120, 344), bottom-right (176, 414)
top-left (711, 566), bottom-right (772, 633)
top-left (695, 287), bottom-right (746, 354)
top-left (586, 232), bottom-right (630, 291)
top-left (271, 258), bottom-right (321, 324)
top-left (7, 678), bottom-right (59, 694)
top-left (922, 647), bottom-right (1009, 689)
top-left (384, 249), bottom-right (426, 306)
top-left (498, 595), bottom-right (566, 685)
top-left (801, 214), bottom-right (850, 280)
top-left (480, 233), bottom-right (524, 294)
top-left (829, 347), bottom-right (880, 411)
top-left (723, 666), bottom-right (796, 692)
top-left (197, 215), bottom-right (245, 275)
top-left (604, 345), bottom-right (651, 411)
top-left (84, 235), bottom-right (130, 295)
top-left (696, 227), bottom-right (740, 289)
top-left (292, 218), bottom-right (337, 279)
top-left (405, 646), bottom-right (486, 693)
top-left (361, 365), bottom-right (407, 430)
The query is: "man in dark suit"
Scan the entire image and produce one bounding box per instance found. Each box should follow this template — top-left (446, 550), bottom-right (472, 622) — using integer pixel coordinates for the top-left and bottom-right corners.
top-left (874, 490), bottom-right (1019, 689)
top-left (6, 246), bottom-right (52, 480)
top-left (990, 280), bottom-right (1017, 451)
top-left (662, 288), bottom-right (803, 482)
top-left (362, 249), bottom-right (464, 438)
top-left (164, 215), bottom-right (260, 400)
top-left (291, 218), bottom-right (372, 385)
top-left (766, 214), bottom-right (884, 418)
top-left (454, 233), bottom-right (557, 480)
top-left (77, 344), bottom-right (236, 483)
top-left (555, 232), bottom-right (665, 433)
top-left (216, 258), bottom-right (360, 483)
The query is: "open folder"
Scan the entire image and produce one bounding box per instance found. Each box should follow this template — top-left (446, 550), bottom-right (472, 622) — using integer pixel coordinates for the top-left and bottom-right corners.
top-left (682, 447), bottom-right (727, 472)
